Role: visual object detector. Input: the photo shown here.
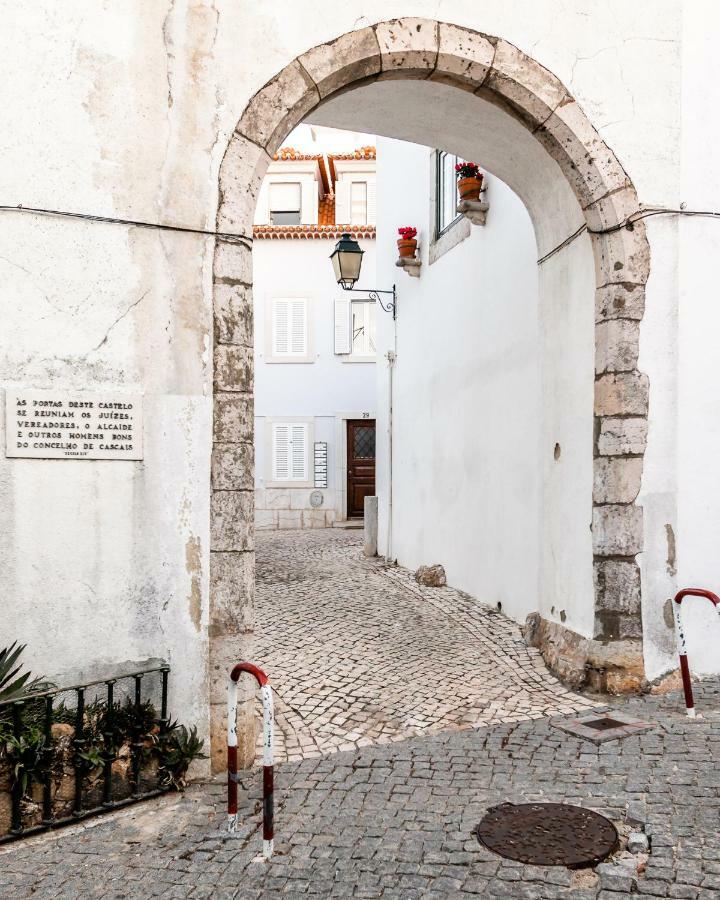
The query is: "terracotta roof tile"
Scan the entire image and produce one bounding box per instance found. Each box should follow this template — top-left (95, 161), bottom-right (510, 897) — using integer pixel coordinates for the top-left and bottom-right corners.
top-left (330, 146), bottom-right (376, 161)
top-left (318, 194), bottom-right (335, 226)
top-left (253, 224), bottom-right (375, 240)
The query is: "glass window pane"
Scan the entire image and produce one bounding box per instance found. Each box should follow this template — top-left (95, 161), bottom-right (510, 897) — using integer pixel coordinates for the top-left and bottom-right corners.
top-left (269, 182), bottom-right (301, 225)
top-left (436, 152), bottom-right (462, 235)
top-left (353, 426), bottom-right (376, 459)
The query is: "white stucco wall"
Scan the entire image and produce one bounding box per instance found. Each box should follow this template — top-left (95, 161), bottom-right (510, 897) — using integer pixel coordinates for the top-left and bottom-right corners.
top-left (3, 0), bottom-right (719, 723)
top-left (0, 220), bottom-right (213, 736)
top-left (373, 138), bottom-right (542, 624)
top-left (253, 237), bottom-right (377, 525)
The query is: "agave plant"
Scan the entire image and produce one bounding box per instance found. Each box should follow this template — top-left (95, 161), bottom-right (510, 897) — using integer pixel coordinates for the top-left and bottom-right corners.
top-left (0, 643), bottom-right (54, 703)
top-left (158, 725), bottom-right (207, 790)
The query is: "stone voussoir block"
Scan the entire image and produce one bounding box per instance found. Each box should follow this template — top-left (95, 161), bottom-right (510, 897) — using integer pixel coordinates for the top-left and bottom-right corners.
top-left (594, 372), bottom-right (649, 417)
top-left (214, 344), bottom-right (253, 392)
top-left (592, 503), bottom-right (643, 556)
top-left (594, 559), bottom-right (641, 614)
top-left (211, 442), bottom-right (254, 491)
top-left (432, 23), bottom-right (494, 91)
top-left (535, 100), bottom-right (631, 207)
top-left (595, 283), bottom-right (645, 322)
top-left (213, 392), bottom-right (252, 444)
top-left (595, 319), bottom-right (640, 374)
top-left (597, 416), bottom-right (648, 456)
top-left (209, 549), bottom-right (254, 633)
top-left (210, 490), bottom-right (254, 552)
top-left (214, 282), bottom-right (253, 347)
top-left (593, 456), bottom-right (643, 504)
top-left (237, 61), bottom-right (320, 154)
top-left (583, 185), bottom-right (640, 232)
top-left (216, 134), bottom-right (271, 237)
top-left (298, 27), bottom-right (381, 98)
top-left (375, 18), bottom-right (439, 76)
top-left (484, 39), bottom-right (569, 128)
top-left (591, 222), bottom-right (650, 288)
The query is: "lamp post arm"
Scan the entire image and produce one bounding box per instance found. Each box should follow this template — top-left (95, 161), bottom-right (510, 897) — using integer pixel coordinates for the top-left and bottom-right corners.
top-left (343, 285), bottom-right (396, 319)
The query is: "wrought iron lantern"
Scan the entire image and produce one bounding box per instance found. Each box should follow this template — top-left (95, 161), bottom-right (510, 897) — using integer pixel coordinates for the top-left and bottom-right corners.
top-left (330, 232), bottom-right (364, 290)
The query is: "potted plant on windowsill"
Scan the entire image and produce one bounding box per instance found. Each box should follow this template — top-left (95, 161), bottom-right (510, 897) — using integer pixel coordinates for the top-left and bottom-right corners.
top-left (455, 162), bottom-right (484, 201)
top-left (397, 226), bottom-right (418, 259)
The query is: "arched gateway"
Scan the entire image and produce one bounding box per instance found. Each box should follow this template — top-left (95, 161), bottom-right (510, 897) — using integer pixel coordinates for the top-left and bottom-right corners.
top-left (208, 19), bottom-right (650, 767)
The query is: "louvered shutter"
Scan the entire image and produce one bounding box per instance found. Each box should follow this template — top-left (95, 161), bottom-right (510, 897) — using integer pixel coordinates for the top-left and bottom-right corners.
top-left (290, 424), bottom-right (308, 481)
top-left (301, 179), bottom-right (318, 224)
top-left (254, 181), bottom-right (270, 225)
top-left (272, 299), bottom-right (307, 356)
top-left (335, 180), bottom-right (351, 224)
top-left (289, 299), bottom-right (307, 354)
top-left (272, 299), bottom-right (290, 355)
top-left (334, 299), bottom-right (351, 354)
top-left (366, 178), bottom-right (377, 225)
top-left (272, 424), bottom-right (290, 480)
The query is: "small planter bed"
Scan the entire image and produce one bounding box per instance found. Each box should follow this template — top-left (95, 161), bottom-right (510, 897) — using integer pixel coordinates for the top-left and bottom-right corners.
top-left (0, 648), bottom-right (204, 842)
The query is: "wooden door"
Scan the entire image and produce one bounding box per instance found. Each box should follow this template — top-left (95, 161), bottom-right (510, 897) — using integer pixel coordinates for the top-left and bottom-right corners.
top-left (347, 419), bottom-right (376, 519)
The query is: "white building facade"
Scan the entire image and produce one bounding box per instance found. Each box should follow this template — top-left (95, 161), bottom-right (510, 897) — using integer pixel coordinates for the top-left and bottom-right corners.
top-left (252, 132), bottom-right (378, 529)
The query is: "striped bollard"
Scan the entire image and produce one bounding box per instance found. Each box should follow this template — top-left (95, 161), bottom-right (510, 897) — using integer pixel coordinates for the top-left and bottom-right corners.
top-left (227, 662), bottom-right (274, 859)
top-left (672, 588), bottom-right (720, 717)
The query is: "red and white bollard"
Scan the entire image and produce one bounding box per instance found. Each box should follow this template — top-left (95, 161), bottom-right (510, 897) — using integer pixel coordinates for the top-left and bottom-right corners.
top-left (227, 662), bottom-right (274, 859)
top-left (672, 588), bottom-right (720, 717)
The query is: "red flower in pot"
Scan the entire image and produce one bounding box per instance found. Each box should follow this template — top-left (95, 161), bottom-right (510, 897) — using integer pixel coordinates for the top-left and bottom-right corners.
top-left (455, 162), bottom-right (484, 202)
top-left (397, 226), bottom-right (418, 259)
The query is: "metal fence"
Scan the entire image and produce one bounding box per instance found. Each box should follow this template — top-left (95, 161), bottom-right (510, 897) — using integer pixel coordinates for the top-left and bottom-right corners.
top-left (0, 664), bottom-right (170, 843)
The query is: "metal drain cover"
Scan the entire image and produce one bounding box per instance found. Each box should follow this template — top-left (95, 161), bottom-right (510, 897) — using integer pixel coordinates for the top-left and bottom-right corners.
top-left (584, 716), bottom-right (627, 731)
top-left (551, 710), bottom-right (655, 744)
top-left (476, 802), bottom-right (618, 867)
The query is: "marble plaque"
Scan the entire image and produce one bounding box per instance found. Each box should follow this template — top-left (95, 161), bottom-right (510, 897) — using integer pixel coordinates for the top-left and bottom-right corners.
top-left (5, 390), bottom-right (143, 460)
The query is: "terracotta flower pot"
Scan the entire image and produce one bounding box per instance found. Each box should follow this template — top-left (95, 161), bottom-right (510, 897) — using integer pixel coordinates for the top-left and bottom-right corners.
top-left (397, 238), bottom-right (417, 259)
top-left (457, 175), bottom-right (483, 202)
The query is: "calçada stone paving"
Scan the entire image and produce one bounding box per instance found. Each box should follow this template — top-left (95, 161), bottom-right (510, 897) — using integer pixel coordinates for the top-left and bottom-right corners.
top-left (2, 529), bottom-right (719, 898)
top-left (252, 530), bottom-right (596, 762)
top-left (1, 682), bottom-right (719, 898)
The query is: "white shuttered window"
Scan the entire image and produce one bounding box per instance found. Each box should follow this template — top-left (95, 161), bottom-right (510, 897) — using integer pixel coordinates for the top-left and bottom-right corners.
top-left (336, 177), bottom-right (375, 225)
top-left (272, 423), bottom-right (309, 482)
top-left (269, 182), bottom-right (301, 225)
top-left (272, 298), bottom-right (307, 357)
top-left (350, 181), bottom-right (367, 225)
top-left (334, 299), bottom-right (352, 354)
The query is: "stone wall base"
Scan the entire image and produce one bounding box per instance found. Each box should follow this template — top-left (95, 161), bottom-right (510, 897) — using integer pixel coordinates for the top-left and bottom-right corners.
top-left (523, 613), bottom-right (645, 694)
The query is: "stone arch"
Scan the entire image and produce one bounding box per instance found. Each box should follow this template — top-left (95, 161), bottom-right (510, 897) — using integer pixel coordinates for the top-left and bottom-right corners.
top-left (209, 19), bottom-right (650, 765)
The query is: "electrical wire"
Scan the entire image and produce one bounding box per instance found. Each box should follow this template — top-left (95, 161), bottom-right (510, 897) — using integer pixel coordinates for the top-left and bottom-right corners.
top-left (2, 201), bottom-right (719, 263)
top-left (0, 204), bottom-right (252, 247)
top-left (537, 206), bottom-right (720, 265)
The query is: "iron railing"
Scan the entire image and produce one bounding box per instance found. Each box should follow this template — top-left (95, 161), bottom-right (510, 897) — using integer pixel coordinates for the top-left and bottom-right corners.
top-left (0, 664), bottom-right (170, 843)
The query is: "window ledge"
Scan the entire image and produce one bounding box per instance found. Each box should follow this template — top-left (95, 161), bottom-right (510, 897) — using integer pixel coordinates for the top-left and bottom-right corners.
top-left (264, 356), bottom-right (316, 364)
top-left (428, 215), bottom-right (471, 265)
top-left (341, 355), bottom-right (377, 364)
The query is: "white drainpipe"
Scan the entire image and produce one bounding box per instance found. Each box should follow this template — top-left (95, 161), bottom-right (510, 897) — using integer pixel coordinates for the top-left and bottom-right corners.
top-left (386, 347), bottom-right (396, 562)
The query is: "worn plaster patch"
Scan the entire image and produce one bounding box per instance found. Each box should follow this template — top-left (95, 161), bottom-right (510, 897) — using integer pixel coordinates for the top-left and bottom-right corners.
top-left (665, 523), bottom-right (677, 576)
top-left (186, 535), bottom-right (202, 632)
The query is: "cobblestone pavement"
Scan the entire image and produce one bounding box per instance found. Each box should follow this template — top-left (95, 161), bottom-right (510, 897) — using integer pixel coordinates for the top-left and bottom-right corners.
top-left (253, 529), bottom-right (596, 762)
top-left (2, 682), bottom-right (719, 898)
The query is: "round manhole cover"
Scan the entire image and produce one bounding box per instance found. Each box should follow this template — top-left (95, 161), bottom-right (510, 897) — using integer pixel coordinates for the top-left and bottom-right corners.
top-left (476, 803), bottom-right (618, 867)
